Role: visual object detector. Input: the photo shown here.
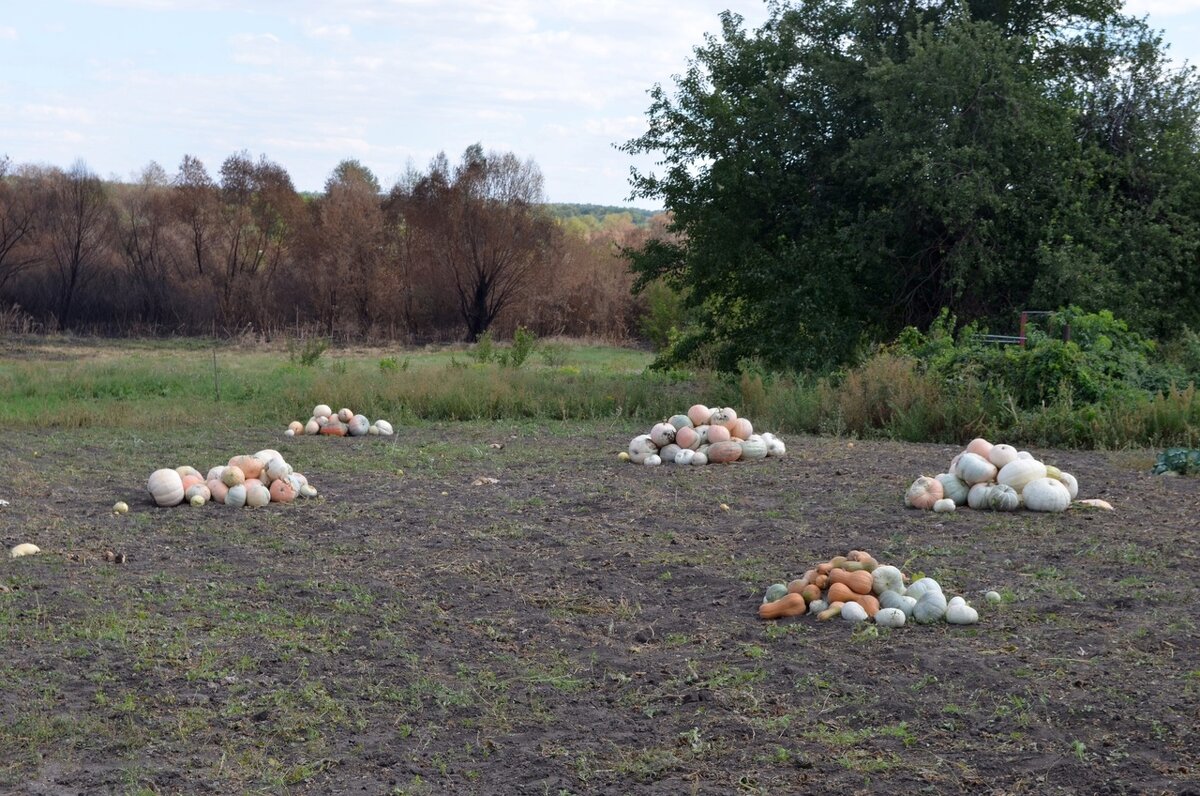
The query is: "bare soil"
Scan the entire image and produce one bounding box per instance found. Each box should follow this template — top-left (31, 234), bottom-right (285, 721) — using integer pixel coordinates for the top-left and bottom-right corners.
top-left (1, 426), bottom-right (1198, 795)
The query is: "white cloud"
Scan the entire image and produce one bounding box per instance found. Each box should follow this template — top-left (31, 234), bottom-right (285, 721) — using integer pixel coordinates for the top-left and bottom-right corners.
top-left (301, 20), bottom-right (351, 40)
top-left (21, 104), bottom-right (94, 123)
top-left (229, 32), bottom-right (283, 66)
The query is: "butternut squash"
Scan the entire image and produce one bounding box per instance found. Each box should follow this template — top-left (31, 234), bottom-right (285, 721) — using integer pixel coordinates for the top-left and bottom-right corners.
top-left (758, 593), bottom-right (807, 620)
top-left (828, 568), bottom-right (873, 595)
top-left (817, 602), bottom-right (844, 621)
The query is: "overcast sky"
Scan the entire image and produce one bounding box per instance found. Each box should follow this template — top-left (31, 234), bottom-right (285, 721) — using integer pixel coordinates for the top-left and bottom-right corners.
top-left (1, 1), bottom-right (1197, 208)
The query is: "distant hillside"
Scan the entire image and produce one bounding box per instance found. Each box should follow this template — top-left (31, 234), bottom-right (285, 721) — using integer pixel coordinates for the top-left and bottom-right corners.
top-left (544, 203), bottom-right (660, 228)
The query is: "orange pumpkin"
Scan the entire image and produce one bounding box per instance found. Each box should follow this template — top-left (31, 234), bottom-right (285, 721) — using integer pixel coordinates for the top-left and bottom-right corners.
top-left (269, 479), bottom-right (296, 503)
top-left (228, 454), bottom-right (264, 480)
top-left (829, 568), bottom-right (873, 595)
top-left (320, 420), bottom-right (347, 437)
top-left (706, 441), bottom-right (742, 464)
top-left (706, 424), bottom-right (732, 444)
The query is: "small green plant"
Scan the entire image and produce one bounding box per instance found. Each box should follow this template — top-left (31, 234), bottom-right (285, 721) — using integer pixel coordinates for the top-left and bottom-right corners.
top-left (472, 331), bottom-right (495, 364)
top-left (290, 337), bottom-right (329, 367)
top-left (540, 342), bottom-right (570, 367)
top-left (504, 325), bottom-right (537, 369)
top-left (379, 356), bottom-right (408, 372)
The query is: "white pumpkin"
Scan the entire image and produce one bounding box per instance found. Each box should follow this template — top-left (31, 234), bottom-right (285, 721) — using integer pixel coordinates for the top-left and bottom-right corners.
top-left (945, 596), bottom-right (979, 624)
top-left (348, 414), bottom-right (371, 436)
top-left (935, 472), bottom-right (970, 505)
top-left (642, 454), bottom-right (662, 467)
top-left (871, 565), bottom-right (905, 596)
top-left (690, 452), bottom-right (708, 466)
top-left (674, 449), bottom-right (696, 466)
top-left (175, 465), bottom-right (202, 480)
top-left (225, 484), bottom-right (247, 508)
top-left (874, 607), bottom-right (906, 628)
top-left (708, 407), bottom-right (737, 426)
top-left (304, 418), bottom-right (321, 435)
top-left (913, 589), bottom-right (948, 624)
top-left (298, 484), bottom-right (318, 498)
top-left (1022, 477), bottom-right (1071, 512)
top-left (668, 414), bottom-right (694, 430)
top-left (997, 458), bottom-right (1047, 493)
top-left (740, 435), bottom-right (769, 461)
top-left (649, 422), bottom-right (676, 448)
top-left (313, 404), bottom-right (333, 419)
top-left (955, 452), bottom-right (998, 485)
top-left (1055, 470), bottom-right (1079, 499)
top-left (987, 444), bottom-right (1019, 468)
top-left (932, 498), bottom-right (956, 513)
top-left (879, 590), bottom-right (917, 616)
top-left (10, 543), bottom-right (41, 558)
top-left (206, 465), bottom-right (226, 483)
top-left (245, 484), bottom-right (271, 507)
top-left (337, 407), bottom-right (354, 423)
top-left (841, 602), bottom-right (868, 623)
top-left (185, 483), bottom-right (211, 504)
top-left (254, 449), bottom-right (282, 466)
top-left (375, 419), bottom-right (394, 436)
top-left (761, 432), bottom-right (787, 457)
top-left (264, 457), bottom-right (292, 483)
top-left (967, 482), bottom-right (992, 510)
top-left (659, 443), bottom-right (682, 463)
top-left (628, 434), bottom-right (658, 464)
top-left (905, 578), bottom-right (942, 601)
top-left (147, 469), bottom-right (185, 507)
top-left (985, 483), bottom-right (1020, 511)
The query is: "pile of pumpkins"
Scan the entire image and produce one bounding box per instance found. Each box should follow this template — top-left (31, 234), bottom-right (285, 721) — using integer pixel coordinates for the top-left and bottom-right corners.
top-left (146, 449), bottom-right (318, 508)
top-left (285, 404), bottom-right (394, 438)
top-left (759, 550), bottom-right (983, 627)
top-left (622, 404), bottom-right (786, 466)
top-left (905, 437), bottom-right (1104, 513)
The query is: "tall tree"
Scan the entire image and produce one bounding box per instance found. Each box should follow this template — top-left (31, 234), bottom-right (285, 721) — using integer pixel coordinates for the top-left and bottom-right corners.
top-left (315, 159), bottom-right (386, 334)
top-left (395, 145), bottom-right (558, 341)
top-left (0, 155), bottom-right (37, 294)
top-left (39, 160), bottom-right (114, 330)
top-left (115, 162), bottom-right (177, 326)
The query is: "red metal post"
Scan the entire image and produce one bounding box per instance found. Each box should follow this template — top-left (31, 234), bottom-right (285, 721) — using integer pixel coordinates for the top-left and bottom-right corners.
top-left (1019, 311), bottom-right (1028, 347)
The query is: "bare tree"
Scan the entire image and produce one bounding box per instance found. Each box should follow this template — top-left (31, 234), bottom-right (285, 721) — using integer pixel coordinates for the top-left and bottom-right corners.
top-left (114, 162), bottom-right (176, 327)
top-left (315, 159), bottom-right (386, 334)
top-left (397, 144), bottom-right (558, 341)
top-left (39, 160), bottom-right (114, 330)
top-left (0, 155), bottom-right (37, 294)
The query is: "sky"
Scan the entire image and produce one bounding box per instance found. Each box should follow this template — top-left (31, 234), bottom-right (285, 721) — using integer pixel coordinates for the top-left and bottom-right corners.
top-left (1, 1), bottom-right (1198, 208)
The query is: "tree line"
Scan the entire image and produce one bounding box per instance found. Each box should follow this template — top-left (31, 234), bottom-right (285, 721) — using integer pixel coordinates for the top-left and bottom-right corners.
top-left (0, 145), bottom-right (663, 342)
top-left (624, 0), bottom-right (1200, 371)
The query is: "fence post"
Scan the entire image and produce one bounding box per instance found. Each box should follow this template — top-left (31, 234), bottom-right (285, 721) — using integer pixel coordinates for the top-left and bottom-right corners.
top-left (1019, 311), bottom-right (1028, 347)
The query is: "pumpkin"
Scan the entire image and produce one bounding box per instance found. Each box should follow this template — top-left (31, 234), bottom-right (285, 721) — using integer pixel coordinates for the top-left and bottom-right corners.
top-left (905, 577), bottom-right (942, 601)
top-left (147, 469), bottom-right (185, 507)
top-left (316, 415), bottom-right (330, 427)
top-left (807, 599), bottom-right (828, 615)
top-left (708, 407), bottom-right (737, 427)
top-left (913, 589), bottom-right (948, 624)
top-left (932, 498), bottom-right (956, 513)
top-left (181, 474), bottom-right (204, 493)
top-left (987, 444), bottom-right (1019, 468)
top-left (706, 440), bottom-right (743, 464)
top-left (739, 435), bottom-right (768, 461)
top-left (693, 426), bottom-right (711, 446)
top-left (686, 404), bottom-right (711, 427)
top-left (840, 602), bottom-right (868, 623)
top-left (245, 484), bottom-right (271, 507)
top-left (871, 565), bottom-right (905, 596)
top-left (967, 482), bottom-right (992, 510)
top-left (1016, 450), bottom-right (1034, 460)
top-left (985, 483), bottom-right (1020, 511)
top-left (763, 583), bottom-right (790, 603)
top-left (304, 418), bottom-right (321, 435)
top-left (320, 420), bottom-right (347, 437)
top-left (225, 484), bottom-right (247, 508)
top-left (244, 478), bottom-right (264, 492)
top-left (800, 584), bottom-right (821, 603)
top-left (1056, 471), bottom-right (1079, 499)
top-left (874, 607), bottom-right (906, 628)
top-left (829, 568), bottom-right (873, 595)
top-left (628, 434), bottom-right (658, 464)
top-left (1022, 477), bottom-right (1071, 512)
top-left (761, 433), bottom-right (787, 457)
top-left (935, 472), bottom-right (970, 505)
top-left (955, 452), bottom-right (998, 485)
top-left (675, 426), bottom-right (700, 450)
top-left (375, 419), bottom-right (394, 436)
top-left (288, 420), bottom-right (304, 435)
top-left (298, 483), bottom-right (318, 498)
top-left (207, 478), bottom-right (228, 504)
top-left (10, 543), bottom-right (40, 558)
top-left (706, 424), bottom-right (732, 444)
top-left (730, 418), bottom-right (754, 440)
top-left (674, 449), bottom-right (696, 466)
top-left (346, 414), bottom-right (369, 436)
top-left (113, 501), bottom-right (129, 514)
top-left (817, 602), bottom-right (844, 621)
top-left (879, 590), bottom-right (917, 616)
top-left (905, 476), bottom-right (943, 510)
top-left (1074, 498), bottom-right (1114, 511)
top-left (206, 465), bottom-right (225, 482)
top-left (313, 404), bottom-right (332, 419)
top-left (758, 593), bottom-right (807, 620)
top-left (656, 443), bottom-right (679, 463)
top-left (690, 452), bottom-right (708, 466)
top-left (1044, 464), bottom-right (1062, 480)
top-left (965, 437), bottom-right (993, 458)
top-left (228, 455), bottom-right (263, 480)
top-left (175, 465), bottom-right (202, 480)
top-left (643, 454), bottom-right (662, 466)
top-left (649, 422), bottom-right (676, 447)
top-left (264, 457), bottom-right (292, 484)
top-left (255, 449), bottom-right (282, 465)
top-left (668, 414), bottom-right (694, 430)
top-left (997, 458), bottom-right (1047, 493)
top-left (269, 479), bottom-right (296, 503)
top-left (337, 407), bottom-right (354, 423)
top-left (945, 596), bottom-right (979, 624)
top-left (185, 483), bottom-right (211, 504)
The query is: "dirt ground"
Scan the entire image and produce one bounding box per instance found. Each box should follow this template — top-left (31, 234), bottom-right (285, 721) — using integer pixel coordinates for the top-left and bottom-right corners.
top-left (1, 425), bottom-right (1198, 795)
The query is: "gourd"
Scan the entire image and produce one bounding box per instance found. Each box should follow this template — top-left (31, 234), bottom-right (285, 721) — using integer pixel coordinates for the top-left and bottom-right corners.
top-left (730, 418), bottom-right (754, 440)
top-left (955, 452), bottom-right (997, 485)
top-left (761, 433), bottom-right (787, 457)
top-left (264, 457), bottom-right (292, 484)
top-left (304, 418), bottom-right (321, 435)
top-left (913, 589), bottom-right (948, 624)
top-left (226, 484), bottom-right (247, 508)
top-left (807, 599), bottom-right (828, 615)
top-left (932, 498), bottom-right (956, 513)
top-left (375, 419), bottom-right (394, 436)
top-left (246, 484), bottom-right (271, 507)
top-left (348, 414), bottom-right (371, 436)
top-left (879, 590), bottom-right (917, 616)
top-left (985, 483), bottom-right (1020, 512)
top-left (1074, 498), bottom-right (1113, 511)
top-left (320, 420), bottom-right (347, 437)
top-left (288, 421), bottom-right (304, 435)
top-left (649, 422), bottom-right (676, 447)
top-left (935, 472), bottom-right (969, 505)
top-left (758, 593), bottom-right (807, 619)
top-left (840, 602), bottom-right (868, 623)
top-left (827, 583), bottom-right (879, 616)
top-left (690, 452), bottom-right (708, 466)
top-left (1022, 477), bottom-right (1071, 512)
top-left (313, 404), bottom-right (332, 419)
top-left (965, 438), bottom-right (993, 458)
top-left (206, 466), bottom-right (225, 482)
top-left (1056, 471), bottom-right (1078, 499)
top-left (706, 424), bottom-right (732, 444)
top-left (175, 465), bottom-right (202, 480)
top-left (987, 444), bottom-right (1019, 468)
top-left (628, 435), bottom-right (657, 464)
top-left (829, 569), bottom-right (873, 595)
top-left (871, 565), bottom-right (905, 596)
top-left (254, 450), bottom-right (282, 465)
top-left (997, 459), bottom-right (1047, 493)
top-left (181, 474), bottom-right (204, 493)
top-left (10, 543), bottom-right (40, 558)
top-left (113, 501), bottom-right (129, 514)
top-left (739, 435), bottom-right (768, 461)
top-left (874, 607), bottom-right (906, 628)
top-left (674, 449), bottom-right (696, 466)
top-left (694, 426), bottom-right (711, 446)
top-left (185, 484), bottom-right (211, 504)
top-left (687, 404), bottom-right (711, 427)
top-left (298, 484), bottom-right (318, 498)
top-left (945, 596), bottom-right (979, 624)
top-left (337, 408), bottom-right (354, 423)
top-left (668, 414), bottom-right (694, 430)
top-left (905, 578), bottom-right (942, 601)
top-left (817, 602), bottom-right (844, 621)
top-left (706, 441), bottom-right (743, 464)
top-left (228, 454), bottom-right (264, 480)
top-left (643, 454), bottom-right (662, 466)
top-left (659, 444), bottom-right (682, 463)
top-left (207, 479), bottom-right (228, 504)
top-left (675, 426), bottom-right (700, 450)
top-left (147, 469), bottom-right (185, 507)
top-left (763, 583), bottom-right (789, 603)
top-left (967, 482), bottom-right (991, 510)
top-left (905, 476), bottom-right (943, 510)
top-left (709, 407), bottom-right (737, 427)
top-left (269, 479), bottom-right (296, 503)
